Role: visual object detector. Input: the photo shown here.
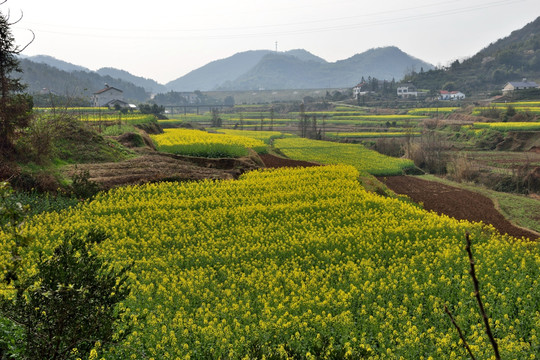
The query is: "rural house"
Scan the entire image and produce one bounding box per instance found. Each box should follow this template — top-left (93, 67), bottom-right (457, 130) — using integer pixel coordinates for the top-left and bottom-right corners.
top-left (502, 79), bottom-right (539, 94)
top-left (92, 84), bottom-right (124, 107)
top-left (397, 84), bottom-right (417, 98)
top-left (438, 90), bottom-right (465, 100)
top-left (352, 82), bottom-right (367, 99)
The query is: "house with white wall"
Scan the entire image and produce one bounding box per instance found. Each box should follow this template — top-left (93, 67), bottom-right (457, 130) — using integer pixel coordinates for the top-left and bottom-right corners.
top-left (92, 84), bottom-right (124, 107)
top-left (397, 84), bottom-right (417, 98)
top-left (439, 90), bottom-right (465, 100)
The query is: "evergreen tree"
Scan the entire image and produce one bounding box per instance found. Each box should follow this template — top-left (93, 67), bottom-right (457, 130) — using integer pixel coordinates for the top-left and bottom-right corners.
top-left (0, 1), bottom-right (34, 153)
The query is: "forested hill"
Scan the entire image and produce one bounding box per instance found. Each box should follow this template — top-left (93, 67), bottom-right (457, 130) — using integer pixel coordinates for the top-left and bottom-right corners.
top-left (168, 47), bottom-right (433, 91)
top-left (18, 59), bottom-right (150, 103)
top-left (403, 16), bottom-right (540, 93)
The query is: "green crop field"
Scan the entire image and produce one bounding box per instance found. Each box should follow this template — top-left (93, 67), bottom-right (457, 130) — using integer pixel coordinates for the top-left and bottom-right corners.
top-left (274, 137), bottom-right (415, 176)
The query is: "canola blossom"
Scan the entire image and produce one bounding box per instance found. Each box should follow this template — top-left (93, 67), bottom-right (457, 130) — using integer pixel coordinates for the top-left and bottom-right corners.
top-left (473, 122), bottom-right (540, 131)
top-left (274, 137), bottom-right (415, 176)
top-left (2, 165), bottom-right (539, 359)
top-left (151, 128), bottom-right (267, 157)
top-left (326, 131), bottom-right (421, 138)
top-left (217, 129), bottom-right (287, 144)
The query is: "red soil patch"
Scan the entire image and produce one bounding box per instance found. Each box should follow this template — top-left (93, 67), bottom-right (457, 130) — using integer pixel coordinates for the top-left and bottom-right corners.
top-left (379, 176), bottom-right (539, 241)
top-left (259, 153), bottom-right (320, 168)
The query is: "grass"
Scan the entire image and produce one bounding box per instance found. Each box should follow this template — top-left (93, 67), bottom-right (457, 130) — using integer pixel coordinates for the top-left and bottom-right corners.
top-left (419, 174), bottom-right (540, 234)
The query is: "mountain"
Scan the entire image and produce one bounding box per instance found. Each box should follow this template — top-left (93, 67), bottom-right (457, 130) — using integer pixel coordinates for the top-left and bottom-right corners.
top-left (218, 46), bottom-right (433, 90)
top-left (284, 49), bottom-right (327, 63)
top-left (19, 59), bottom-right (150, 103)
top-left (97, 67), bottom-right (167, 94)
top-left (166, 50), bottom-right (274, 92)
top-left (165, 49), bottom-right (329, 92)
top-left (404, 16), bottom-right (540, 92)
top-left (22, 55), bottom-right (91, 73)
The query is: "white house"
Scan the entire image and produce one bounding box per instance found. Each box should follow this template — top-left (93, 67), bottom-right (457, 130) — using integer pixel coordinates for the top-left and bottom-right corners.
top-left (439, 90), bottom-right (466, 100)
top-left (92, 84), bottom-right (124, 107)
top-left (353, 82), bottom-right (370, 99)
top-left (502, 79), bottom-right (539, 94)
top-left (397, 84), bottom-right (417, 98)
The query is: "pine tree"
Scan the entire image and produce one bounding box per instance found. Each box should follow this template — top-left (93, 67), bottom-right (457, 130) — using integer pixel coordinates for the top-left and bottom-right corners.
top-left (0, 1), bottom-right (34, 153)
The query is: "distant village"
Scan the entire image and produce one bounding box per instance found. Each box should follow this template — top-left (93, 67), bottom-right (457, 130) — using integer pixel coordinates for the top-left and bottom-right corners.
top-left (91, 77), bottom-right (540, 110)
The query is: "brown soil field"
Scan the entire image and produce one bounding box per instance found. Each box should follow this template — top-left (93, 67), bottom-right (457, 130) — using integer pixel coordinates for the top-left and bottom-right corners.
top-left (378, 176), bottom-right (539, 241)
top-left (259, 153), bottom-right (319, 168)
top-left (64, 149), bottom-right (260, 191)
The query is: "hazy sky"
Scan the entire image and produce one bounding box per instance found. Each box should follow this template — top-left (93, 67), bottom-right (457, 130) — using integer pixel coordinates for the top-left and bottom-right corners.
top-left (8, 0), bottom-right (540, 84)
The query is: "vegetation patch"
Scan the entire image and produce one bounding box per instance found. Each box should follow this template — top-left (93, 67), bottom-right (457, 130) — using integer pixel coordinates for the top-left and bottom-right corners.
top-left (274, 137), bottom-right (415, 176)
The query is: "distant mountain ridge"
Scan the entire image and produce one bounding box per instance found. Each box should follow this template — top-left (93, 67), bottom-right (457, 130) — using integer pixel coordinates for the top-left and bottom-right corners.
top-left (17, 14), bottom-right (540, 97)
top-left (167, 47), bottom-right (433, 91)
top-left (97, 67), bottom-right (167, 94)
top-left (22, 47), bottom-right (432, 94)
top-left (18, 59), bottom-right (149, 103)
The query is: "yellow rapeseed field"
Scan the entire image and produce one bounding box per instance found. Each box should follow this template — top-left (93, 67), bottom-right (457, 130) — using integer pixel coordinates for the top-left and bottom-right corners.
top-left (2, 165), bottom-right (538, 359)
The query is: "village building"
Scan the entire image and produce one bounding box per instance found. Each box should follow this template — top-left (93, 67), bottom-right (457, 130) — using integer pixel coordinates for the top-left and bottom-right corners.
top-left (352, 82), bottom-right (366, 99)
top-left (92, 84), bottom-right (124, 107)
top-left (502, 79), bottom-right (539, 94)
top-left (438, 90), bottom-right (466, 100)
top-left (397, 84), bottom-right (417, 98)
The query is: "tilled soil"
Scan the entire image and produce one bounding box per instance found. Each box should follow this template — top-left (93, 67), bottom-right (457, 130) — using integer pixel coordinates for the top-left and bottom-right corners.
top-left (259, 153), bottom-right (320, 168)
top-left (379, 176), bottom-right (539, 241)
top-left (64, 150), bottom-right (260, 190)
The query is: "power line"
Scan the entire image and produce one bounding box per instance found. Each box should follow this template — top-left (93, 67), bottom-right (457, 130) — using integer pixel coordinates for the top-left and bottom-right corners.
top-left (14, 0), bottom-right (531, 41)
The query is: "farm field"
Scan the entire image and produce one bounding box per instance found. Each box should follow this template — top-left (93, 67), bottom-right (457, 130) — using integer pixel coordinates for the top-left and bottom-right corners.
top-left (151, 128), bottom-right (268, 157)
top-left (273, 137), bottom-right (415, 176)
top-left (4, 165), bottom-right (540, 359)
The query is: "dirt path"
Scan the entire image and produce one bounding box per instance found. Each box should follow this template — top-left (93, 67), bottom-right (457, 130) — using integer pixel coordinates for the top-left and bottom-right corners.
top-left (379, 176), bottom-right (538, 240)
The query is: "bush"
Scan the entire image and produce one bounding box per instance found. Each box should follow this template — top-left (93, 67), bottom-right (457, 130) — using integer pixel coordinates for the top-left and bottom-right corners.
top-left (0, 230), bottom-right (133, 360)
top-left (70, 169), bottom-right (100, 199)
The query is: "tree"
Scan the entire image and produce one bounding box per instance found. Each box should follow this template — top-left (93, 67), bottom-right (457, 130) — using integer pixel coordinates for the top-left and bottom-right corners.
top-left (211, 107), bottom-right (222, 127)
top-left (0, 230), bottom-right (132, 359)
top-left (0, 1), bottom-right (34, 153)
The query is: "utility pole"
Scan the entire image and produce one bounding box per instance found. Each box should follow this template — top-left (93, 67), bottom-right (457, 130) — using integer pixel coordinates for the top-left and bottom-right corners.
top-left (275, 41), bottom-right (278, 52)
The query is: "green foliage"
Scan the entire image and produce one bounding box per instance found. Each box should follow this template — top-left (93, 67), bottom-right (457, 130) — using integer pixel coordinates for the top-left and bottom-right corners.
top-left (139, 103), bottom-right (165, 116)
top-left (0, 182), bottom-right (31, 285)
top-left (0, 230), bottom-right (132, 360)
top-left (70, 169), bottom-right (100, 199)
top-left (0, 7), bottom-right (33, 152)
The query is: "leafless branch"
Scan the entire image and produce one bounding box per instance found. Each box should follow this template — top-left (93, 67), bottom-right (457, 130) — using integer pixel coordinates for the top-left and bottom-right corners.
top-left (15, 29), bottom-right (35, 53)
top-left (444, 304), bottom-right (476, 360)
top-left (7, 9), bottom-right (23, 25)
top-left (465, 232), bottom-right (501, 360)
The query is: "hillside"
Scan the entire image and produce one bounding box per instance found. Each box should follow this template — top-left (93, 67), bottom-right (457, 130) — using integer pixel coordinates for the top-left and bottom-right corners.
top-left (97, 67), bottom-right (168, 94)
top-left (165, 50), bottom-right (276, 91)
top-left (170, 46), bottom-right (433, 91)
top-left (18, 59), bottom-right (150, 103)
top-left (21, 54), bottom-right (90, 73)
top-left (404, 16), bottom-right (540, 92)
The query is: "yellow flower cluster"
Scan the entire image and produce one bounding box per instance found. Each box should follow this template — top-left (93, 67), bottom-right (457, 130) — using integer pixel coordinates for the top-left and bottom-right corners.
top-left (151, 128), bottom-right (267, 157)
top-left (473, 122), bottom-right (540, 131)
top-left (217, 129), bottom-right (286, 144)
top-left (327, 131), bottom-right (421, 138)
top-left (2, 165), bottom-right (539, 358)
